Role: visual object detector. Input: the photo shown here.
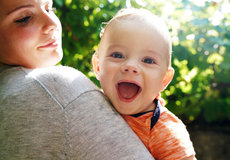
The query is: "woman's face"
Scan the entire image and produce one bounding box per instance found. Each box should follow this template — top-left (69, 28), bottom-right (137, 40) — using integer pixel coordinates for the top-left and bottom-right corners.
top-left (0, 0), bottom-right (63, 68)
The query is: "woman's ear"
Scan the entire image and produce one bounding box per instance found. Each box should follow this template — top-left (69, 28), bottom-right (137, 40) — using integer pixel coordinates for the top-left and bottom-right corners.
top-left (161, 67), bottom-right (174, 91)
top-left (92, 54), bottom-right (100, 80)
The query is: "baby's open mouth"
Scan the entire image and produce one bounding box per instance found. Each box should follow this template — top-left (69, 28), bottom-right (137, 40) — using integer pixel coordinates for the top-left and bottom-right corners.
top-left (116, 82), bottom-right (141, 102)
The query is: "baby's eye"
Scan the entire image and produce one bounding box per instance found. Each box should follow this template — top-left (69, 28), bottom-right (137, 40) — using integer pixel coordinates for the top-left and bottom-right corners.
top-left (142, 57), bottom-right (156, 64)
top-left (111, 52), bottom-right (124, 59)
top-left (15, 16), bottom-right (31, 24)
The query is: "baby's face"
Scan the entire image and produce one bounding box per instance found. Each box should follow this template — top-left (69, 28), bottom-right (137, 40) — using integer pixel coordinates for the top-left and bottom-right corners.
top-left (95, 19), bottom-right (173, 115)
top-left (0, 0), bottom-right (62, 68)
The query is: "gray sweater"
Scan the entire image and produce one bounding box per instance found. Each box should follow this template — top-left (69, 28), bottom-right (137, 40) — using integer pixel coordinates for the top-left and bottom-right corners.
top-left (0, 65), bottom-right (154, 160)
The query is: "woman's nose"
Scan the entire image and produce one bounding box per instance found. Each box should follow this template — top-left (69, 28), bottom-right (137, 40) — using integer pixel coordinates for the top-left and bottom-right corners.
top-left (42, 11), bottom-right (59, 34)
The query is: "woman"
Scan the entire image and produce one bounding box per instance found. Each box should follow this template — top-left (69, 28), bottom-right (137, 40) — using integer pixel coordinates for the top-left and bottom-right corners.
top-left (0, 0), bottom-right (154, 159)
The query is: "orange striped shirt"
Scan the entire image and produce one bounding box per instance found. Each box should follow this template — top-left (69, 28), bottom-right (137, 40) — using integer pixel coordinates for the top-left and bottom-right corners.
top-left (122, 99), bottom-right (195, 160)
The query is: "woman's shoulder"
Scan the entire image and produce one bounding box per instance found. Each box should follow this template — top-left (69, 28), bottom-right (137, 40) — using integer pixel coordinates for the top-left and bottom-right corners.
top-left (23, 65), bottom-right (82, 80)
top-left (0, 65), bottom-right (99, 105)
top-left (0, 65), bottom-right (86, 89)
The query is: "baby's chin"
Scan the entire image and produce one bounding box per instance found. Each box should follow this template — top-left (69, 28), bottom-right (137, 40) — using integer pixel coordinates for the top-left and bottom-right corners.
top-left (112, 104), bottom-right (139, 115)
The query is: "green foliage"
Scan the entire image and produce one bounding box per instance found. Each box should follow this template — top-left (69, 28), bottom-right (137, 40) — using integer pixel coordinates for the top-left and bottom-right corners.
top-left (54, 0), bottom-right (230, 124)
top-left (161, 0), bottom-right (230, 124)
top-left (54, 0), bottom-right (127, 80)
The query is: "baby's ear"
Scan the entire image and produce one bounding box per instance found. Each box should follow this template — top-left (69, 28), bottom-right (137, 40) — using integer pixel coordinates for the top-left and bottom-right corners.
top-left (161, 67), bottom-right (174, 91)
top-left (92, 53), bottom-right (100, 80)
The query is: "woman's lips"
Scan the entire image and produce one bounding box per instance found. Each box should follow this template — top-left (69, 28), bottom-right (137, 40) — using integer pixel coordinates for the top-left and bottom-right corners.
top-left (116, 81), bottom-right (142, 103)
top-left (38, 39), bottom-right (58, 49)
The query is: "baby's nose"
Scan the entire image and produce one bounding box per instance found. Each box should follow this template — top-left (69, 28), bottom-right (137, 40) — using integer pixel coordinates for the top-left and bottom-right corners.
top-left (121, 61), bottom-right (139, 74)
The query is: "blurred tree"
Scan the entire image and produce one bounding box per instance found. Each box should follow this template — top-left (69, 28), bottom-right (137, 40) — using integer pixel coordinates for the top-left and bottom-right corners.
top-left (54, 0), bottom-right (230, 124)
top-left (54, 0), bottom-right (128, 86)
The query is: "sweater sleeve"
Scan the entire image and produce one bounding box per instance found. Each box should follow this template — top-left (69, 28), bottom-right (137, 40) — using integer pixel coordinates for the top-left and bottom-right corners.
top-left (0, 65), bottom-right (154, 160)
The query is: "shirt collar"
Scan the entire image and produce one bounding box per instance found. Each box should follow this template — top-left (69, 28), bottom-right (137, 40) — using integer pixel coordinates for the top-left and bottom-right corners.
top-left (130, 99), bottom-right (161, 130)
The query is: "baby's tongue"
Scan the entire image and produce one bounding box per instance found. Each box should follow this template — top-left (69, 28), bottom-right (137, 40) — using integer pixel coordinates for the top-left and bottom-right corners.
top-left (118, 82), bottom-right (139, 99)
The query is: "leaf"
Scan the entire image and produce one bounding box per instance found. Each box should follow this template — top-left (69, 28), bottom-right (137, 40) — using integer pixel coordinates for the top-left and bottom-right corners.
top-left (203, 99), bottom-right (227, 122)
top-left (215, 72), bottom-right (230, 83)
top-left (219, 62), bottom-right (230, 70)
top-left (191, 18), bottom-right (209, 26)
top-left (55, 0), bottom-right (63, 7)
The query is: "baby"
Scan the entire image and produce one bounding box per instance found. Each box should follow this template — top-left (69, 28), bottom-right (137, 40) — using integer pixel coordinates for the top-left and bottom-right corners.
top-left (92, 8), bottom-right (196, 160)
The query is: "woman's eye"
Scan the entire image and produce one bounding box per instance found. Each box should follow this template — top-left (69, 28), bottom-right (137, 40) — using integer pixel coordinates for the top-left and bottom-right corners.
top-left (111, 52), bottom-right (124, 59)
top-left (142, 57), bottom-right (155, 64)
top-left (15, 16), bottom-right (31, 24)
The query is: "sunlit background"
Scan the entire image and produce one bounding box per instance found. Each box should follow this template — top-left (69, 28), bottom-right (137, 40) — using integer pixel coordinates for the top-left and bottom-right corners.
top-left (54, 0), bottom-right (230, 159)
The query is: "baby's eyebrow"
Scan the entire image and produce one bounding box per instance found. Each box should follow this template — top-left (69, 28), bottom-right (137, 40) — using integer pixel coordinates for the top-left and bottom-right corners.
top-left (107, 44), bottom-right (127, 51)
top-left (145, 49), bottom-right (162, 57)
top-left (7, 5), bottom-right (34, 15)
